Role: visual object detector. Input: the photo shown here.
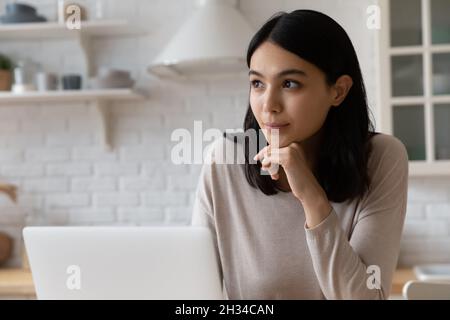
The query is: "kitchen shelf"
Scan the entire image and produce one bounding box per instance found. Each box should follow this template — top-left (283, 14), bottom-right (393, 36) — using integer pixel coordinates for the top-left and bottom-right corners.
top-left (0, 19), bottom-right (143, 40)
top-left (0, 17), bottom-right (147, 150)
top-left (0, 19), bottom-right (146, 79)
top-left (0, 89), bottom-right (146, 150)
top-left (0, 88), bottom-right (143, 102)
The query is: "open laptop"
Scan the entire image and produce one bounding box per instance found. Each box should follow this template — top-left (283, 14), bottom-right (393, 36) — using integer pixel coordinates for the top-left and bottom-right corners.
top-left (23, 226), bottom-right (224, 300)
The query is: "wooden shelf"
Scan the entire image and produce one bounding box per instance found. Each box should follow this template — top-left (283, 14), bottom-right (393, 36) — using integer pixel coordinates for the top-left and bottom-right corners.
top-left (0, 89), bottom-right (146, 150)
top-left (0, 19), bottom-right (143, 40)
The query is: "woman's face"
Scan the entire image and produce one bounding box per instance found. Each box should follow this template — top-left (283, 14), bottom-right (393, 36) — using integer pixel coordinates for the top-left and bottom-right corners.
top-left (249, 41), bottom-right (338, 148)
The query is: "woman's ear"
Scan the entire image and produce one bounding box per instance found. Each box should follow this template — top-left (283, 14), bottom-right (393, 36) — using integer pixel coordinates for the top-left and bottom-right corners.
top-left (331, 75), bottom-right (353, 107)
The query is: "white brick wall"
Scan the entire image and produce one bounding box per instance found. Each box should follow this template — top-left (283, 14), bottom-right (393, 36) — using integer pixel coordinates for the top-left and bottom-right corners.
top-left (399, 178), bottom-right (450, 267)
top-left (0, 0), bottom-right (448, 269)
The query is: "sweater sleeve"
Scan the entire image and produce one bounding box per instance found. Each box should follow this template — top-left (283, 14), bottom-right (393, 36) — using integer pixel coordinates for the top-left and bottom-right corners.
top-left (304, 136), bottom-right (409, 299)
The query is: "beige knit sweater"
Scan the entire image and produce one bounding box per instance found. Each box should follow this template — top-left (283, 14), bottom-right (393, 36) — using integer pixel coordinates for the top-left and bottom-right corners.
top-left (191, 133), bottom-right (408, 299)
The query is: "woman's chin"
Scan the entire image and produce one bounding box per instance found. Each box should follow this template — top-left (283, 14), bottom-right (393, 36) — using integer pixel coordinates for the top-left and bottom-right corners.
top-left (261, 128), bottom-right (295, 148)
top-left (265, 136), bottom-right (292, 148)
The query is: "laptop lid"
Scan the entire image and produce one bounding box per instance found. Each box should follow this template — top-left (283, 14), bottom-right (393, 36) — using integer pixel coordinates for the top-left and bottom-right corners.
top-left (23, 226), bottom-right (223, 300)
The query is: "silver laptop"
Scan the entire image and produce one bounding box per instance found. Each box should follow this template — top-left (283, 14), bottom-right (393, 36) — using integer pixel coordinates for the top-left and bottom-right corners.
top-left (23, 226), bottom-right (223, 300)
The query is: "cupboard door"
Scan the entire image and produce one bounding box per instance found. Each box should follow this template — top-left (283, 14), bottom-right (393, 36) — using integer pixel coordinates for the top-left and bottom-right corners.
top-left (391, 55), bottom-right (424, 96)
top-left (390, 0), bottom-right (422, 47)
top-left (432, 52), bottom-right (450, 95)
top-left (434, 104), bottom-right (450, 160)
top-left (431, 0), bottom-right (450, 44)
top-left (393, 105), bottom-right (426, 160)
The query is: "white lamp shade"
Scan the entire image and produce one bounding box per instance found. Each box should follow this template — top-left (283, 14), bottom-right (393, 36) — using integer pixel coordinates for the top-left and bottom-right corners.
top-left (148, 0), bottom-right (254, 78)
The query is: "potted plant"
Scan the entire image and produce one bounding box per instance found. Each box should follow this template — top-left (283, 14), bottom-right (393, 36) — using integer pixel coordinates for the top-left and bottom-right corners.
top-left (0, 53), bottom-right (13, 91)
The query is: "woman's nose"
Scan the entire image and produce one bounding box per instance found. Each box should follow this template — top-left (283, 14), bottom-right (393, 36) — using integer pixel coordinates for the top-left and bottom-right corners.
top-left (262, 88), bottom-right (282, 113)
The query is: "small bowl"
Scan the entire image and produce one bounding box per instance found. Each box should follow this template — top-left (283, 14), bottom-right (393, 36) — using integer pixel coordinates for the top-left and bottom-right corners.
top-left (5, 3), bottom-right (37, 15)
top-left (0, 12), bottom-right (46, 24)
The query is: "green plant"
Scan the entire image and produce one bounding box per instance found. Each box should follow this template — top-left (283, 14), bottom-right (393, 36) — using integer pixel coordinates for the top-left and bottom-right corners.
top-left (0, 54), bottom-right (13, 71)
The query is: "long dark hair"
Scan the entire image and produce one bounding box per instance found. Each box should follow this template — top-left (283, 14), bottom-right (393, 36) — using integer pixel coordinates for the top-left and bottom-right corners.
top-left (239, 10), bottom-right (377, 203)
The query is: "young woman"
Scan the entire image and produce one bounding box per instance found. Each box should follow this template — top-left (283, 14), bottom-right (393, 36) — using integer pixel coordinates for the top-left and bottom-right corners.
top-left (192, 10), bottom-right (408, 300)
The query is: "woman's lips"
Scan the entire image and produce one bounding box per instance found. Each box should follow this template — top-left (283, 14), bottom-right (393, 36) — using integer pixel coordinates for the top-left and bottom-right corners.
top-left (264, 123), bottom-right (290, 129)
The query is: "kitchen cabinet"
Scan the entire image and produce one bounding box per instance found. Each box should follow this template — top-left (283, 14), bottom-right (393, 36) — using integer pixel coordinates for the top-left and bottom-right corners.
top-left (378, 0), bottom-right (450, 175)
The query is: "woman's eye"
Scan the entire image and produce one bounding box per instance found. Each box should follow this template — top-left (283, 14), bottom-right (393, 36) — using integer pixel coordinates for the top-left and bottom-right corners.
top-left (283, 80), bottom-right (300, 89)
top-left (250, 80), bottom-right (263, 89)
